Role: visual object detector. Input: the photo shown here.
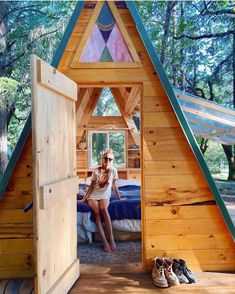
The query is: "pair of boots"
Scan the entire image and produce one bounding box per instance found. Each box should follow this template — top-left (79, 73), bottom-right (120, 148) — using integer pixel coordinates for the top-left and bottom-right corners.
top-left (152, 257), bottom-right (197, 288)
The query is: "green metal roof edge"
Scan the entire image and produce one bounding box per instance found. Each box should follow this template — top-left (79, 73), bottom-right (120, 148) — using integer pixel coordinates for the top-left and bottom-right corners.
top-left (0, 1), bottom-right (85, 200)
top-left (127, 1), bottom-right (235, 239)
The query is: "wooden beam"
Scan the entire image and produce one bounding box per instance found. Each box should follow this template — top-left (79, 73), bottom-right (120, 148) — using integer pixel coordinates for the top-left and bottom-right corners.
top-left (176, 92), bottom-right (235, 117)
top-left (182, 106), bottom-right (235, 127)
top-left (76, 88), bottom-right (102, 142)
top-left (187, 117), bottom-right (224, 132)
top-left (124, 86), bottom-right (141, 115)
top-left (73, 62), bottom-right (142, 68)
top-left (191, 127), bottom-right (232, 145)
top-left (212, 128), bottom-right (235, 136)
top-left (111, 88), bottom-right (140, 146)
top-left (86, 116), bottom-right (127, 130)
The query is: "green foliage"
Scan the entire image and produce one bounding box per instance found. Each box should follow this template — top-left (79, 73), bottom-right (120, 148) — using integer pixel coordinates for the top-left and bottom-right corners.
top-left (0, 77), bottom-right (19, 107)
top-left (0, 77), bottom-right (31, 150)
top-left (90, 131), bottom-right (125, 168)
top-left (0, 1), bottom-right (75, 153)
top-left (204, 141), bottom-right (228, 177)
top-left (93, 88), bottom-right (121, 116)
top-left (136, 1), bottom-right (235, 181)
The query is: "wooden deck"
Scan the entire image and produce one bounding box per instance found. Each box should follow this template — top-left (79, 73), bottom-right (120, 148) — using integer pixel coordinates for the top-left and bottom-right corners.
top-left (70, 263), bottom-right (235, 294)
top-left (0, 262), bottom-right (234, 293)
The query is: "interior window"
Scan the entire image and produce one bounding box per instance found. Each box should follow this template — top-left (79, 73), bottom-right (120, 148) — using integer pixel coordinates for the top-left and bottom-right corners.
top-left (88, 131), bottom-right (126, 168)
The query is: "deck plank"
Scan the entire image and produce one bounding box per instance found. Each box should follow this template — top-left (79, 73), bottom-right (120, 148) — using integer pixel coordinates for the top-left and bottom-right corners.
top-left (69, 263), bottom-right (235, 294)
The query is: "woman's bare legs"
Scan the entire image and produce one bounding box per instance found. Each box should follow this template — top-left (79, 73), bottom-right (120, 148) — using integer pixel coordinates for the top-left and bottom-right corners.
top-left (99, 199), bottom-right (116, 251)
top-left (87, 199), bottom-right (111, 252)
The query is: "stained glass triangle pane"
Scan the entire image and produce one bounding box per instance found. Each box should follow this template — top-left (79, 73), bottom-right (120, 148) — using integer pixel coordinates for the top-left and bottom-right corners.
top-left (100, 46), bottom-right (113, 62)
top-left (93, 88), bottom-right (121, 116)
top-left (80, 1), bottom-right (133, 63)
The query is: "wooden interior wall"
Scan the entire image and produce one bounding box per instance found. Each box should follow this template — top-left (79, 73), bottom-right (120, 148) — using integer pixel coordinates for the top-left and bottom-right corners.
top-left (0, 135), bottom-right (34, 278)
top-left (58, 2), bottom-right (235, 273)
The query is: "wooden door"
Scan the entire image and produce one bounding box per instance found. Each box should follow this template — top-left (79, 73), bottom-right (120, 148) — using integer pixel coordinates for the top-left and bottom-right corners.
top-left (31, 55), bottom-right (79, 293)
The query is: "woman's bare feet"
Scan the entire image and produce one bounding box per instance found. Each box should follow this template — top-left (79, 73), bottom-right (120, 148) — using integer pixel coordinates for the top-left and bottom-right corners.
top-left (109, 239), bottom-right (116, 251)
top-left (103, 242), bottom-right (111, 253)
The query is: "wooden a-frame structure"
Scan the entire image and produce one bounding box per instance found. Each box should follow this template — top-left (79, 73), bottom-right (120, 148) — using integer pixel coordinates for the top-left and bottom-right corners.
top-left (0, 1), bottom-right (234, 293)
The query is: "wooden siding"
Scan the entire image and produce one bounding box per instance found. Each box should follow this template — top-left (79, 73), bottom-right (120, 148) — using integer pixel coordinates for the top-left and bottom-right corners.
top-left (57, 3), bottom-right (235, 273)
top-left (0, 136), bottom-right (34, 278)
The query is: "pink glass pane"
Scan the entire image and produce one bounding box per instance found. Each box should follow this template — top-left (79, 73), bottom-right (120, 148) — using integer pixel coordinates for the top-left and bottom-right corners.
top-left (80, 23), bottom-right (105, 62)
top-left (107, 24), bottom-right (133, 62)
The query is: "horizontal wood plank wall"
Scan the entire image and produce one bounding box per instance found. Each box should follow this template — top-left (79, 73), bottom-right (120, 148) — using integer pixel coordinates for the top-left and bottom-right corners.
top-left (58, 3), bottom-right (235, 273)
top-left (0, 136), bottom-right (34, 278)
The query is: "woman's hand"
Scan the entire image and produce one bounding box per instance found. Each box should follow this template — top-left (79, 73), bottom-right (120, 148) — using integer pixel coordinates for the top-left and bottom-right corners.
top-left (77, 198), bottom-right (87, 203)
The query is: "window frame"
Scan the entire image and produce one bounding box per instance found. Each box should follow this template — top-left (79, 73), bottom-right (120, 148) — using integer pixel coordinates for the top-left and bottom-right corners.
top-left (88, 130), bottom-right (126, 169)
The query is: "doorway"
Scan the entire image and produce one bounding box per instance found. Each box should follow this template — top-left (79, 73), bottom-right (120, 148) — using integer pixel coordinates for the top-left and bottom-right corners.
top-left (75, 84), bottom-right (142, 264)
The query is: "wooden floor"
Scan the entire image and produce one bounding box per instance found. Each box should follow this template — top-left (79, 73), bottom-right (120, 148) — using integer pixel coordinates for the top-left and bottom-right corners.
top-left (0, 263), bottom-right (234, 293)
top-left (70, 263), bottom-right (235, 294)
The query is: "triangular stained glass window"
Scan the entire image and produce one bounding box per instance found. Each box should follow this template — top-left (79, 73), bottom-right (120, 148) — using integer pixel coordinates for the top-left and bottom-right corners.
top-left (80, 2), bottom-right (133, 63)
top-left (93, 88), bottom-right (121, 116)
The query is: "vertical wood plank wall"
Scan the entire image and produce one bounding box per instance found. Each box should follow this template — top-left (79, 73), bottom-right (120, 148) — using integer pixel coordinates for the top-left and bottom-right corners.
top-left (58, 2), bottom-right (235, 272)
top-left (0, 136), bottom-right (34, 278)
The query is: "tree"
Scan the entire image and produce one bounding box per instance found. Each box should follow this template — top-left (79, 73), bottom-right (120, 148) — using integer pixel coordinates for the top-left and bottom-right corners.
top-left (0, 1), bottom-right (75, 178)
top-left (137, 0), bottom-right (235, 180)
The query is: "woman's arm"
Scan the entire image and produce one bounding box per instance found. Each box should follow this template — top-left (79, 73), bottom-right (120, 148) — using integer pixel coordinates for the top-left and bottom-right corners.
top-left (79, 181), bottom-right (95, 202)
top-left (112, 179), bottom-right (122, 200)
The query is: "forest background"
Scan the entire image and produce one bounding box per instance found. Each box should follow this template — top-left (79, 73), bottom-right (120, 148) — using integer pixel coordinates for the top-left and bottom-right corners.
top-left (0, 0), bottom-right (234, 182)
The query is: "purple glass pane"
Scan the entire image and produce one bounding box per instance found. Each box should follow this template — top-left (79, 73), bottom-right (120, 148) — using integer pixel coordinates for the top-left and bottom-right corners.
top-left (80, 23), bottom-right (105, 62)
top-left (107, 24), bottom-right (133, 62)
top-left (99, 28), bottom-right (112, 43)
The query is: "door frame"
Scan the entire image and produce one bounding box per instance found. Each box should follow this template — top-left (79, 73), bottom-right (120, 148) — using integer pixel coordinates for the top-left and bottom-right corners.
top-left (76, 82), bottom-right (144, 266)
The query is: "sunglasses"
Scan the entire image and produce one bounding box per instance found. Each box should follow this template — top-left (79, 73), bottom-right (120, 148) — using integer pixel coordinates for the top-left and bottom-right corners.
top-left (103, 157), bottom-right (113, 162)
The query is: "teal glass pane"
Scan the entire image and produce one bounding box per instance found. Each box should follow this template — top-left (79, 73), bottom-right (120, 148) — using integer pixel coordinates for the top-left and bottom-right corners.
top-left (100, 46), bottom-right (113, 62)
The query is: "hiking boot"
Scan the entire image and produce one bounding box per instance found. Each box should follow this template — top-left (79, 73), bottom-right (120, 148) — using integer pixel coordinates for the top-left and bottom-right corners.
top-left (179, 259), bottom-right (198, 283)
top-left (152, 257), bottom-right (168, 288)
top-left (163, 258), bottom-right (180, 286)
top-left (172, 259), bottom-right (189, 284)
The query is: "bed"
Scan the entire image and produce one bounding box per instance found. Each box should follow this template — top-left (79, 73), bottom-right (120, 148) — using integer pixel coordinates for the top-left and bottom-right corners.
top-left (77, 179), bottom-right (141, 243)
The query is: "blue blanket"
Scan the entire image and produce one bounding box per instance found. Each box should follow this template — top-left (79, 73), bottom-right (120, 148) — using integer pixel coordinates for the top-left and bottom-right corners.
top-left (77, 185), bottom-right (141, 220)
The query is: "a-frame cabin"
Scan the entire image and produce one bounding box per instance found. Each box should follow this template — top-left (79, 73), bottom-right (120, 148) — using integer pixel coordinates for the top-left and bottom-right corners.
top-left (0, 1), bottom-right (234, 293)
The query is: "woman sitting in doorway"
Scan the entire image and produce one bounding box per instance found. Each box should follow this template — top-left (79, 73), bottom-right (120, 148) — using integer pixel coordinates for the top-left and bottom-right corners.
top-left (79, 149), bottom-right (124, 252)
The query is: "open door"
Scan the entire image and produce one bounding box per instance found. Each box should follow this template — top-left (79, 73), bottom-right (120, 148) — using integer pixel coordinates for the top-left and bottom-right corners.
top-left (31, 55), bottom-right (79, 293)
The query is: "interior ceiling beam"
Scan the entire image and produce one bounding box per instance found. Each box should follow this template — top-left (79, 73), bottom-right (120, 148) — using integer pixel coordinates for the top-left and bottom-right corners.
top-left (111, 88), bottom-right (140, 146)
top-left (124, 86), bottom-right (141, 115)
top-left (76, 87), bottom-right (102, 142)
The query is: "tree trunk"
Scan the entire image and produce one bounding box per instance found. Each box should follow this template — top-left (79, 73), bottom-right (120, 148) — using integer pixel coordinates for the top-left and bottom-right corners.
top-left (171, 4), bottom-right (177, 86)
top-left (179, 2), bottom-right (186, 90)
top-left (0, 104), bottom-right (8, 178)
top-left (222, 145), bottom-right (235, 181)
top-left (160, 2), bottom-right (176, 65)
top-left (200, 138), bottom-right (209, 154)
top-left (223, 29), bottom-right (235, 181)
